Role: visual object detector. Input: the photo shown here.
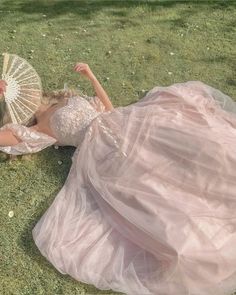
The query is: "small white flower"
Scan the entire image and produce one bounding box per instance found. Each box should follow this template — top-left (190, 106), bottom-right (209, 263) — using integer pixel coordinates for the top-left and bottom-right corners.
top-left (180, 33), bottom-right (184, 37)
top-left (168, 71), bottom-right (173, 75)
top-left (131, 71), bottom-right (135, 75)
top-left (30, 49), bottom-right (34, 53)
top-left (75, 31), bottom-right (79, 34)
top-left (122, 82), bottom-right (125, 86)
top-left (207, 47), bottom-right (210, 50)
top-left (68, 48), bottom-right (72, 52)
top-left (12, 29), bottom-right (16, 33)
top-left (105, 77), bottom-right (110, 81)
top-left (43, 14), bottom-right (47, 17)
top-left (54, 145), bottom-right (59, 149)
top-left (142, 55), bottom-right (145, 59)
top-left (141, 89), bottom-right (146, 93)
top-left (170, 52), bottom-right (175, 56)
top-left (8, 211), bottom-right (14, 218)
top-left (42, 33), bottom-right (46, 37)
top-left (83, 29), bottom-right (87, 32)
top-left (196, 25), bottom-right (199, 28)
top-left (11, 35), bottom-right (15, 39)
top-left (57, 160), bottom-right (63, 165)
top-left (108, 50), bottom-right (112, 55)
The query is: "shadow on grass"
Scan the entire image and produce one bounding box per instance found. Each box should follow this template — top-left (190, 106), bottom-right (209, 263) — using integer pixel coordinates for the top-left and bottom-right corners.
top-left (0, 0), bottom-right (235, 21)
top-left (0, 0), bottom-right (235, 39)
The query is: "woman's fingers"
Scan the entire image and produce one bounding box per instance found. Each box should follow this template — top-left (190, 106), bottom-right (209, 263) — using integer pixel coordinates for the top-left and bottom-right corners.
top-left (73, 63), bottom-right (93, 80)
top-left (74, 63), bottom-right (85, 69)
top-left (74, 64), bottom-right (80, 71)
top-left (0, 80), bottom-right (7, 94)
top-left (74, 63), bottom-right (89, 71)
top-left (75, 67), bottom-right (84, 73)
top-left (0, 80), bottom-right (7, 87)
top-left (74, 65), bottom-right (84, 72)
top-left (74, 65), bottom-right (87, 73)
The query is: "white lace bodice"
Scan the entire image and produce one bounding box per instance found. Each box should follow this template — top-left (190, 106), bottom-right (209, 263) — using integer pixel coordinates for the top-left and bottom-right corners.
top-left (49, 96), bottom-right (102, 147)
top-left (0, 95), bottom-right (106, 155)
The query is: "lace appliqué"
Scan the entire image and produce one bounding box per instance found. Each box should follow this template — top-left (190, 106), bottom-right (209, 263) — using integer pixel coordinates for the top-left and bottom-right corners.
top-left (87, 114), bottom-right (127, 158)
top-left (83, 95), bottom-right (127, 157)
top-left (49, 96), bottom-right (102, 147)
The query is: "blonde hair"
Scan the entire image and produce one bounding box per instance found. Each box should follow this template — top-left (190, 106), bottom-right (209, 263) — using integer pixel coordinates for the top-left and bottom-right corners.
top-left (42, 88), bottom-right (81, 105)
top-left (0, 88), bottom-right (84, 160)
top-left (0, 88), bottom-right (83, 128)
top-left (25, 87), bottom-right (82, 127)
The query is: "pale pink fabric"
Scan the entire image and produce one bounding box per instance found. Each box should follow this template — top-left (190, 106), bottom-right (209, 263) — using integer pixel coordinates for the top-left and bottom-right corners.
top-left (0, 123), bottom-right (57, 154)
top-left (31, 81), bottom-right (236, 294)
top-left (0, 96), bottom-right (105, 155)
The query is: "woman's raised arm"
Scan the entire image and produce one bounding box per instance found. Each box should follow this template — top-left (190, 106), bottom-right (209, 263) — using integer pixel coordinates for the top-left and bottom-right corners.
top-left (74, 62), bottom-right (114, 112)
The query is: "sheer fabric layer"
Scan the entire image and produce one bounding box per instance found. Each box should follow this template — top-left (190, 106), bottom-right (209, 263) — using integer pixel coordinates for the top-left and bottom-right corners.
top-left (32, 81), bottom-right (236, 295)
top-left (0, 95), bottom-right (105, 155)
top-left (0, 123), bottom-right (57, 155)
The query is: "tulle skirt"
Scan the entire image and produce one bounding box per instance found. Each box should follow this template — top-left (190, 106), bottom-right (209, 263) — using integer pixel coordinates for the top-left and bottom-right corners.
top-left (32, 81), bottom-right (236, 295)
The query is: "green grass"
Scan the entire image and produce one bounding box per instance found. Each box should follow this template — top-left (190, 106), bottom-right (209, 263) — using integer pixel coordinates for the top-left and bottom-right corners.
top-left (0, 0), bottom-right (236, 294)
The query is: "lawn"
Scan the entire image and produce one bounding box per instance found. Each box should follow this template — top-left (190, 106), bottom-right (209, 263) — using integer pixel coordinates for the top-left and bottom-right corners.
top-left (0, 0), bottom-right (236, 294)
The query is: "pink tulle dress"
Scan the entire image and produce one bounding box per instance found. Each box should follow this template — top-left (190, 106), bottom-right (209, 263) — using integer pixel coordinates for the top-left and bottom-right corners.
top-left (1, 81), bottom-right (236, 295)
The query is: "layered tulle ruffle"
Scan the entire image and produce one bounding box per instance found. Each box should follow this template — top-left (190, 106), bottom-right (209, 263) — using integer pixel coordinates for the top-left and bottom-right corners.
top-left (33, 81), bottom-right (236, 295)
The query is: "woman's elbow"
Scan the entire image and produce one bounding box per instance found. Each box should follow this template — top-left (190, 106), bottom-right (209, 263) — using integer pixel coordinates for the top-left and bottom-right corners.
top-left (0, 129), bottom-right (22, 146)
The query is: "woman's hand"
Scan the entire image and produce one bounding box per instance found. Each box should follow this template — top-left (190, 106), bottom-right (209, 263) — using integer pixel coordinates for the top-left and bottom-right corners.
top-left (0, 80), bottom-right (7, 97)
top-left (73, 63), bottom-right (96, 81)
top-left (74, 62), bottom-right (114, 111)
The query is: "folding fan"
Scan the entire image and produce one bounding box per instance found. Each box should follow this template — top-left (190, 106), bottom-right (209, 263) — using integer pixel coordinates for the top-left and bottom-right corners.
top-left (1, 53), bottom-right (42, 125)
